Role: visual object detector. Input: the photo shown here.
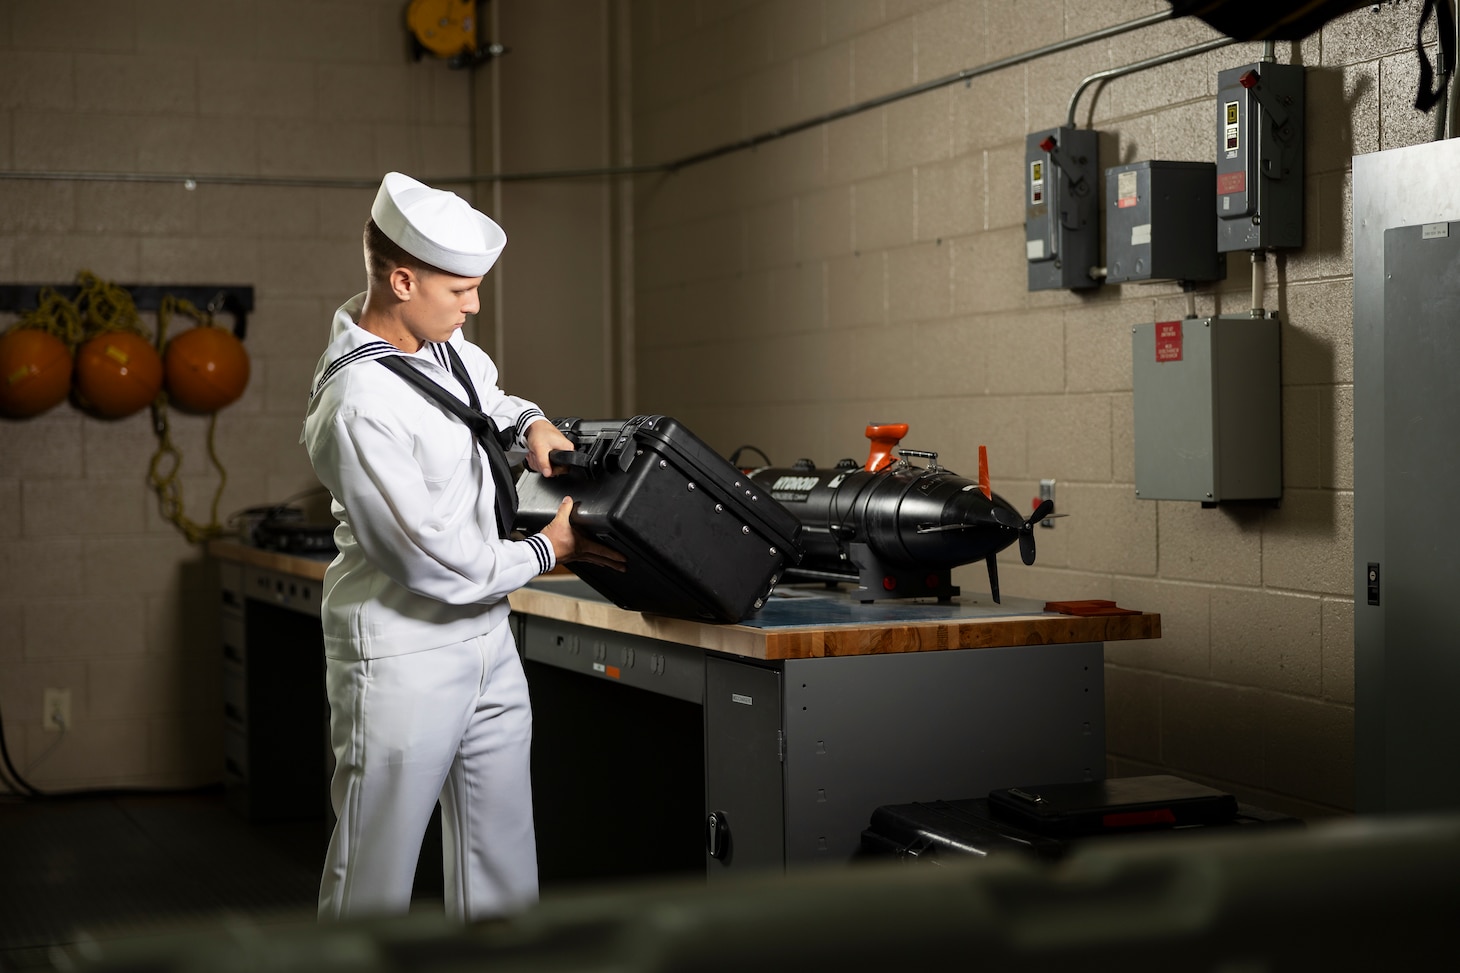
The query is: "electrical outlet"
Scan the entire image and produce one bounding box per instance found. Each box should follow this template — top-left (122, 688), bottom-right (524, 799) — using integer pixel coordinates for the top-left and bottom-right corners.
top-left (43, 688), bottom-right (71, 733)
top-left (1040, 479), bottom-right (1056, 529)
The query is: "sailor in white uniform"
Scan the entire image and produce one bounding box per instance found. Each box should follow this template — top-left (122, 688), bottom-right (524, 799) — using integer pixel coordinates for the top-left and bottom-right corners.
top-left (302, 172), bottom-right (622, 922)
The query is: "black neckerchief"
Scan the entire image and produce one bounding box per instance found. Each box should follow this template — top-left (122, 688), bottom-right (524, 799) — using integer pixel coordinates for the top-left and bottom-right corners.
top-left (377, 343), bottom-right (519, 538)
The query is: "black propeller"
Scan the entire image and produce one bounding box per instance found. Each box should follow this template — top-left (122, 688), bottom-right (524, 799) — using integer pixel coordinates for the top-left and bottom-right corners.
top-left (1018, 498), bottom-right (1056, 566)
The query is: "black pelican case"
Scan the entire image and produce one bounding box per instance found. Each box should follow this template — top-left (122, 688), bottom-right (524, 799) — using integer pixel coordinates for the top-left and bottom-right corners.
top-left (513, 416), bottom-right (803, 623)
top-left (986, 775), bottom-right (1240, 838)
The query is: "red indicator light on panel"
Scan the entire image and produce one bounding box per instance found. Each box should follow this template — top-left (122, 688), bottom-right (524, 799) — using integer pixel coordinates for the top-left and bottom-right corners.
top-left (1039, 136), bottom-right (1056, 153)
top-left (883, 576), bottom-right (898, 591)
top-left (1239, 70), bottom-right (1259, 89)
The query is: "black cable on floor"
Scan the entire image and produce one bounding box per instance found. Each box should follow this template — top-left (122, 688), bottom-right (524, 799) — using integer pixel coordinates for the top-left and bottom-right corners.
top-left (0, 698), bottom-right (46, 799)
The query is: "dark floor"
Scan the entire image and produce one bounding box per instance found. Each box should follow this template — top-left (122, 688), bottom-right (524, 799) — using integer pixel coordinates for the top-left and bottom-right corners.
top-left (0, 787), bottom-right (332, 971)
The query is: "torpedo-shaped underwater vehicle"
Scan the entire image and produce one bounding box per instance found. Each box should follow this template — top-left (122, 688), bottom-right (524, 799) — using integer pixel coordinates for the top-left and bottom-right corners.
top-left (742, 423), bottom-right (1055, 604)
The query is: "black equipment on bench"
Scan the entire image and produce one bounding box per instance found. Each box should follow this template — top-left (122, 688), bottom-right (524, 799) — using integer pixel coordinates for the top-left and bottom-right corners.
top-left (514, 416), bottom-right (804, 623)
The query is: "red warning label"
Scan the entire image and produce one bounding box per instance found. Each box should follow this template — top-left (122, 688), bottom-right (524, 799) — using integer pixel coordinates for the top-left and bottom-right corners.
top-left (1155, 321), bottom-right (1183, 362)
top-left (1217, 171), bottom-right (1246, 195)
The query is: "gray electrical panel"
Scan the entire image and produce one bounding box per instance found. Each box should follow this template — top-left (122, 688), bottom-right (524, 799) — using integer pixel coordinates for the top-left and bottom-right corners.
top-left (1132, 315), bottom-right (1281, 503)
top-left (1105, 161), bottom-right (1225, 284)
top-left (1026, 126), bottom-right (1101, 291)
top-left (1216, 61), bottom-right (1304, 252)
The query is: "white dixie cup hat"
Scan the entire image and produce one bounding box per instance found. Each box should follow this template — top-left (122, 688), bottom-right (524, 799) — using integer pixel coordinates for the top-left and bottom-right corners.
top-left (370, 171), bottom-right (507, 277)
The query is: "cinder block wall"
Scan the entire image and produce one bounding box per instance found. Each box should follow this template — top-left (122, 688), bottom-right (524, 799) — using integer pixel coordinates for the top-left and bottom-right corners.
top-left (626, 0), bottom-right (1424, 818)
top-left (0, 0), bottom-right (474, 790)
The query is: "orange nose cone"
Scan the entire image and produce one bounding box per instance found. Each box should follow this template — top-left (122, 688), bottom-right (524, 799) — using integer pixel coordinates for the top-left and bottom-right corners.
top-left (164, 326), bottom-right (251, 412)
top-left (0, 329), bottom-right (73, 418)
top-left (74, 331), bottom-right (163, 418)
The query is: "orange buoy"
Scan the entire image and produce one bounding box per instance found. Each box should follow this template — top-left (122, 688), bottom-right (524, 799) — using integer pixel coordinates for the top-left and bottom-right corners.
top-left (74, 331), bottom-right (163, 418)
top-left (0, 329), bottom-right (73, 418)
top-left (163, 326), bottom-right (250, 412)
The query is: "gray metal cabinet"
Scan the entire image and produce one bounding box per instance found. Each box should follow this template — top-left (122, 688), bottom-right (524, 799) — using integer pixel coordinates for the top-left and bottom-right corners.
top-left (521, 613), bottom-right (1105, 878)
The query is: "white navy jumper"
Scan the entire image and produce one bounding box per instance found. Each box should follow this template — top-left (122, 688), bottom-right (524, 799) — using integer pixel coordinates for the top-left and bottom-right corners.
top-left (302, 293), bottom-right (552, 921)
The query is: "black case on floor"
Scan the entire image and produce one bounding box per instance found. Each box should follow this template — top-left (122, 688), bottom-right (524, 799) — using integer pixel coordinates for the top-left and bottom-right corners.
top-left (986, 774), bottom-right (1240, 838)
top-left (858, 799), bottom-right (1065, 863)
top-left (514, 416), bottom-right (803, 623)
top-left (860, 793), bottom-right (1301, 864)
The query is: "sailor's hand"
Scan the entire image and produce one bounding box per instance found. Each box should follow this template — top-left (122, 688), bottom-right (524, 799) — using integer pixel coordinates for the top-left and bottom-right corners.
top-left (524, 419), bottom-right (576, 478)
top-left (542, 496), bottom-right (628, 571)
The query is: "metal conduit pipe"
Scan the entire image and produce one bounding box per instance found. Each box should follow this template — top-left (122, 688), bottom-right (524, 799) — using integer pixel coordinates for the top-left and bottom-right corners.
top-left (1066, 35), bottom-right (1238, 128)
top-left (0, 9), bottom-right (1179, 191)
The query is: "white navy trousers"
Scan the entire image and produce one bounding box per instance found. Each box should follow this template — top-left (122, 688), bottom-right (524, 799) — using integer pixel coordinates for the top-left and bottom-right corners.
top-left (318, 620), bottom-right (537, 921)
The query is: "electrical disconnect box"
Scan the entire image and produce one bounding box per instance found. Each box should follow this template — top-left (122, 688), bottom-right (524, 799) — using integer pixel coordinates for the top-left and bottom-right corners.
top-left (1105, 161), bottom-right (1226, 284)
top-left (1025, 126), bottom-right (1101, 291)
top-left (1132, 315), bottom-right (1281, 503)
top-left (1216, 61), bottom-right (1305, 252)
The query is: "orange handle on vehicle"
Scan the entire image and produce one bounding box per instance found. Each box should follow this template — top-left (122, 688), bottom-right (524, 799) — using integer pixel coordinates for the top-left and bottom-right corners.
top-left (864, 423), bottom-right (909, 472)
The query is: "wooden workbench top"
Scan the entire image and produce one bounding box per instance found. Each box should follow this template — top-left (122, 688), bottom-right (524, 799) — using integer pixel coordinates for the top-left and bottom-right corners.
top-left (209, 541), bottom-right (1160, 661)
top-left (208, 538), bottom-right (331, 582)
top-left (508, 577), bottom-right (1160, 661)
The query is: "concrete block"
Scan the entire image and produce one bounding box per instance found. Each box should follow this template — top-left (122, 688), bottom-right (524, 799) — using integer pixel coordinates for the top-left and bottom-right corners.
top-left (912, 0), bottom-right (985, 82)
top-left (1320, 3), bottom-right (1414, 65)
top-left (1157, 500), bottom-right (1263, 586)
top-left (1262, 487), bottom-right (1354, 596)
top-left (0, 181), bottom-right (76, 234)
top-left (827, 106), bottom-right (886, 185)
top-left (0, 658), bottom-right (89, 723)
top-left (1211, 586), bottom-right (1323, 695)
top-left (1105, 664), bottom-right (1163, 764)
top-left (1321, 597), bottom-right (1355, 705)
top-left (915, 152), bottom-right (981, 241)
top-left (141, 236), bottom-right (262, 290)
top-left (1323, 384), bottom-right (1353, 491)
top-left (951, 225), bottom-right (1027, 315)
top-left (743, 60), bottom-right (800, 134)
top-left (795, 42), bottom-right (854, 120)
top-left (0, 412), bottom-right (85, 479)
top-left (769, 0), bottom-right (827, 63)
top-left (797, 185), bottom-right (854, 260)
top-left (74, 53), bottom-right (197, 115)
top-left (12, 0), bottom-right (135, 52)
top-left (1160, 676), bottom-right (1265, 784)
top-left (885, 239), bottom-right (952, 323)
top-left (1112, 390), bottom-right (1134, 481)
top-left (1107, 576), bottom-right (1213, 678)
top-left (1063, 299), bottom-right (1144, 393)
top-left (765, 262), bottom-right (825, 333)
top-left (1282, 279), bottom-right (1353, 386)
top-left (984, 306), bottom-right (1064, 394)
top-left (1282, 385), bottom-right (1323, 490)
top-left (852, 16), bottom-right (916, 101)
top-left (22, 479), bottom-right (147, 538)
top-left (1305, 63), bottom-right (1380, 172)
top-left (1065, 481), bottom-right (1157, 575)
top-left (318, 64), bottom-right (417, 122)
top-left (827, 251), bottom-right (886, 328)
top-left (825, 0), bottom-right (888, 44)
top-left (910, 315), bottom-right (989, 398)
top-left (853, 168), bottom-right (916, 251)
top-left (982, 141), bottom-right (1028, 231)
top-left (1378, 48), bottom-right (1437, 151)
top-left (953, 74), bottom-right (1026, 158)
top-left (1026, 392), bottom-right (1112, 481)
top-left (0, 539), bottom-right (85, 601)
top-left (74, 182), bottom-right (198, 237)
top-left (258, 118), bottom-right (378, 178)
top-left (1259, 692), bottom-right (1354, 810)
top-left (746, 198), bottom-right (797, 272)
top-left (0, 51), bottom-right (75, 112)
top-left (887, 85), bottom-right (954, 170)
